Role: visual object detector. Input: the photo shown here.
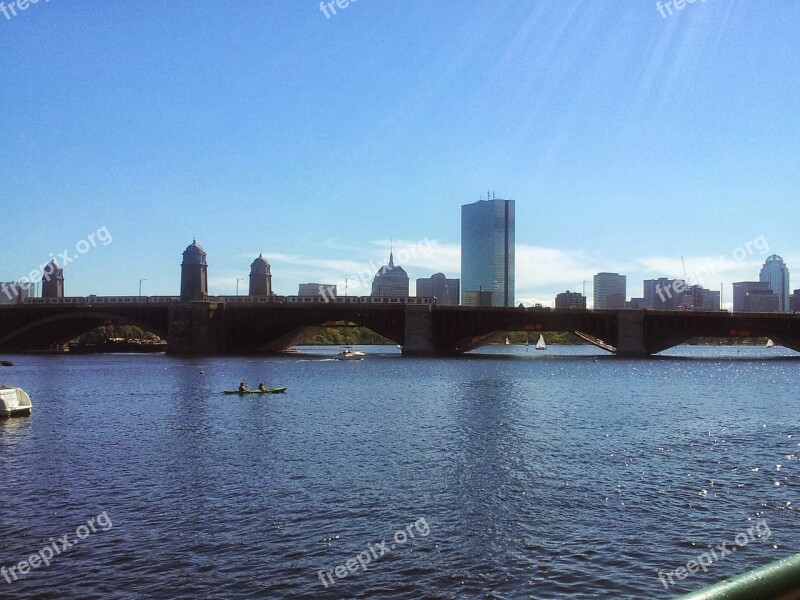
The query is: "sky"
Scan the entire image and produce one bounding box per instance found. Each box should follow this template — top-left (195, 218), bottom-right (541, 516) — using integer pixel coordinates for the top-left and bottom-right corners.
top-left (1, 1), bottom-right (799, 308)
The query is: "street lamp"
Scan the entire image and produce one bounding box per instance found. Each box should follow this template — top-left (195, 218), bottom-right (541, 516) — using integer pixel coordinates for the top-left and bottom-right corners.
top-left (236, 278), bottom-right (244, 296)
top-left (138, 278), bottom-right (147, 298)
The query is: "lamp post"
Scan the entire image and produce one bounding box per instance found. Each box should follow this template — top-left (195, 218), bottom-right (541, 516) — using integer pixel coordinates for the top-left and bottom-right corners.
top-left (236, 278), bottom-right (244, 296)
top-left (138, 278), bottom-right (147, 299)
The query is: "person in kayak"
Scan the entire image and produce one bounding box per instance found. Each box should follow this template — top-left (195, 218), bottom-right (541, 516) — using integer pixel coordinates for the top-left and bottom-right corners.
top-left (258, 382), bottom-right (267, 391)
top-left (238, 380), bottom-right (249, 392)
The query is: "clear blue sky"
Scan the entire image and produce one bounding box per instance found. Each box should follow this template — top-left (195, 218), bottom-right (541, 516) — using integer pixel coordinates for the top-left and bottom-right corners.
top-left (2, 1), bottom-right (798, 307)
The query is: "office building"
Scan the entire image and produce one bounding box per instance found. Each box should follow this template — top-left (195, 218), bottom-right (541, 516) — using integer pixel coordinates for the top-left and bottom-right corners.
top-left (371, 252), bottom-right (409, 298)
top-left (593, 273), bottom-right (626, 309)
top-left (732, 282), bottom-right (774, 312)
top-left (416, 273), bottom-right (460, 305)
top-left (249, 254), bottom-right (272, 297)
top-left (555, 291), bottom-right (586, 309)
top-left (298, 283), bottom-right (336, 298)
top-left (461, 197), bottom-right (515, 307)
top-left (759, 255), bottom-right (790, 311)
top-left (0, 282), bottom-right (30, 305)
top-left (790, 290), bottom-right (800, 312)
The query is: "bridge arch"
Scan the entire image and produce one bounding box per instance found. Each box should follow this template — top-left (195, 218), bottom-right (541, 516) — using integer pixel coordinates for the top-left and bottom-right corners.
top-left (0, 310), bottom-right (169, 351)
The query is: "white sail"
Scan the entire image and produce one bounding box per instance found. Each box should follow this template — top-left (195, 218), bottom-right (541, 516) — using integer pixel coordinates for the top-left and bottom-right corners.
top-left (766, 339), bottom-right (775, 348)
top-left (535, 334), bottom-right (546, 350)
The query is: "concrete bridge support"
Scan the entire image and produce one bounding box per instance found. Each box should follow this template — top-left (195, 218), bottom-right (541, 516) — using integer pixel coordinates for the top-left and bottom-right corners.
top-left (402, 305), bottom-right (436, 356)
top-left (167, 302), bottom-right (223, 355)
top-left (615, 310), bottom-right (650, 358)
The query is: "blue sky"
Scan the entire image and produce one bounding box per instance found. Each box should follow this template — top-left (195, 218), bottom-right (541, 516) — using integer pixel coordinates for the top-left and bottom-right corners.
top-left (2, 0), bottom-right (798, 307)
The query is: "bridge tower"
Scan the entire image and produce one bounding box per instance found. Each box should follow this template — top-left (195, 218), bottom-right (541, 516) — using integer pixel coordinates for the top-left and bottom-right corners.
top-left (41, 260), bottom-right (64, 298)
top-left (180, 240), bottom-right (208, 302)
top-left (249, 254), bottom-right (272, 297)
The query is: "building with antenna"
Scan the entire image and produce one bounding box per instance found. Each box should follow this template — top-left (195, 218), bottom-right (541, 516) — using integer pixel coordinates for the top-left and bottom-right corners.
top-left (371, 251), bottom-right (409, 298)
top-left (461, 194), bottom-right (515, 307)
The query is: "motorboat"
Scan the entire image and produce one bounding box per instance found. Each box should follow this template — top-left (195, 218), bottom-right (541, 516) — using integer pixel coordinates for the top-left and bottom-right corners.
top-left (0, 362), bottom-right (31, 418)
top-left (0, 386), bottom-right (32, 417)
top-left (337, 348), bottom-right (365, 360)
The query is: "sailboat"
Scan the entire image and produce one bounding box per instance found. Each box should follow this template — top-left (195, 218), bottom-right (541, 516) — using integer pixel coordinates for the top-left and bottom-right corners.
top-left (504, 337), bottom-right (511, 345)
top-left (535, 334), bottom-right (546, 351)
top-left (766, 339), bottom-right (775, 348)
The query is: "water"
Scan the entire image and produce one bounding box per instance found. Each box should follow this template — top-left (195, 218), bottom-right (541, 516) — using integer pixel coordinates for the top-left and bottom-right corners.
top-left (1, 345), bottom-right (798, 598)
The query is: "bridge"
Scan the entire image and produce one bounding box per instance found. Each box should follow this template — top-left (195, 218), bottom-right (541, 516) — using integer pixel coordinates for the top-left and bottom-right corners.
top-left (2, 300), bottom-right (800, 357)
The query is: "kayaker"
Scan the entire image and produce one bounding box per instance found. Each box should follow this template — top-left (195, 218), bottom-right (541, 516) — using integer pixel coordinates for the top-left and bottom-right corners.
top-left (238, 380), bottom-right (248, 392)
top-left (258, 382), bottom-right (267, 391)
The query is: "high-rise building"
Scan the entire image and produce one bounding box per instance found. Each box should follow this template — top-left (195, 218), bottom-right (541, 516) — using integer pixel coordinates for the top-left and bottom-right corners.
top-left (759, 255), bottom-right (790, 311)
top-left (180, 240), bottom-right (208, 302)
top-left (593, 273), bottom-right (626, 309)
top-left (0, 282), bottom-right (30, 305)
top-left (416, 273), bottom-right (459, 305)
top-left (249, 254), bottom-right (272, 297)
top-left (790, 290), bottom-right (800, 312)
top-left (461, 197), bottom-right (515, 307)
top-left (41, 261), bottom-right (64, 299)
top-left (644, 278), bottom-right (683, 310)
top-left (696, 287), bottom-right (721, 311)
top-left (371, 252), bottom-right (409, 298)
top-left (732, 281), bottom-right (773, 312)
top-left (555, 291), bottom-right (586, 309)
top-left (746, 289), bottom-right (780, 312)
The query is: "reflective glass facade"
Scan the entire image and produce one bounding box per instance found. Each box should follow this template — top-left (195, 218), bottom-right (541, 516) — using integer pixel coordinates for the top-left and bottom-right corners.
top-left (461, 199), bottom-right (515, 307)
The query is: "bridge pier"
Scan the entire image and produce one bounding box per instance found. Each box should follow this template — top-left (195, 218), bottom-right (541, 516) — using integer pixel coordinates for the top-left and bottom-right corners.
top-left (402, 305), bottom-right (437, 356)
top-left (167, 302), bottom-right (223, 355)
top-left (615, 310), bottom-right (650, 358)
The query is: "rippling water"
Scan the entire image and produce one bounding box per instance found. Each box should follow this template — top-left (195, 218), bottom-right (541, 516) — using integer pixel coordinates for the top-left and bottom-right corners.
top-left (1, 345), bottom-right (798, 598)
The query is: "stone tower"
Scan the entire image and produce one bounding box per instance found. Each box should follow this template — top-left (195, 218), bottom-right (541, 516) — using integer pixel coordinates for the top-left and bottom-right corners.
top-left (249, 254), bottom-right (272, 297)
top-left (180, 240), bottom-right (208, 301)
top-left (41, 260), bottom-right (64, 298)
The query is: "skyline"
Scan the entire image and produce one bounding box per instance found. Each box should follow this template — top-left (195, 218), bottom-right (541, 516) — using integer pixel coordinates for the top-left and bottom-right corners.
top-left (2, 2), bottom-right (799, 307)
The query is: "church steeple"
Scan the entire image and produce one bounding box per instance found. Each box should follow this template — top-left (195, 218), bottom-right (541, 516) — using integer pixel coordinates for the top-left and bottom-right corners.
top-left (389, 240), bottom-right (394, 268)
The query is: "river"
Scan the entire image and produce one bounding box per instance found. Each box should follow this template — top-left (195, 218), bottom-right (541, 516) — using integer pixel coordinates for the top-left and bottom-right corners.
top-left (0, 345), bottom-right (797, 598)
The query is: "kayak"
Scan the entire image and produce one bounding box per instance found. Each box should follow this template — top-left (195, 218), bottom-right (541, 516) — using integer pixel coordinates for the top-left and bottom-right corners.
top-left (224, 387), bottom-right (287, 395)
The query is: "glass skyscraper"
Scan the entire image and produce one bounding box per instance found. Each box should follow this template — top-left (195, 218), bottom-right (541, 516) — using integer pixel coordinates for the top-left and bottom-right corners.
top-left (593, 272), bottom-right (626, 309)
top-left (461, 198), bottom-right (515, 307)
top-left (759, 254), bottom-right (790, 311)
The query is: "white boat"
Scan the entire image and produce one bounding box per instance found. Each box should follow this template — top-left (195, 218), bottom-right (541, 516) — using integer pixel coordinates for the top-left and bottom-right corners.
top-left (766, 339), bottom-right (775, 348)
top-left (0, 361), bottom-right (32, 418)
top-left (0, 386), bottom-right (32, 417)
top-left (504, 337), bottom-right (511, 345)
top-left (337, 348), bottom-right (365, 360)
top-left (535, 334), bottom-right (547, 351)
